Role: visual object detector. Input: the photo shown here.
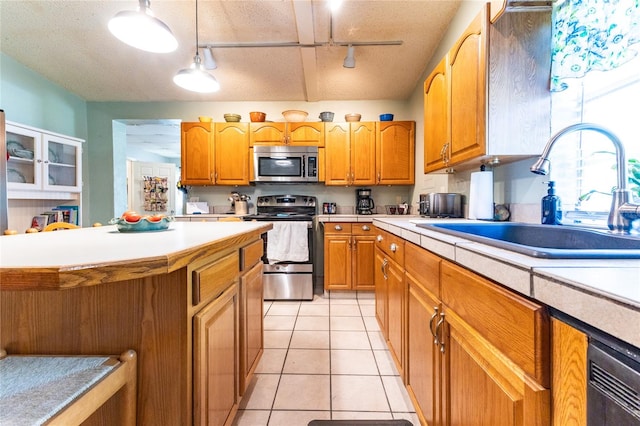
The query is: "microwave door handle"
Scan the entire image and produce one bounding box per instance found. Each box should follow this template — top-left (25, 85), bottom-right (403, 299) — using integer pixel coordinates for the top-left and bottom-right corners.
top-left (302, 155), bottom-right (306, 178)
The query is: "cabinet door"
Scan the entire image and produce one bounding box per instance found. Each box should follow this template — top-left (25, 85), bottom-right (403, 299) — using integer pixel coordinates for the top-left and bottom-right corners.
top-left (386, 257), bottom-right (406, 380)
top-left (324, 123), bottom-right (351, 186)
top-left (288, 122), bottom-right (324, 146)
top-left (240, 262), bottom-right (264, 395)
top-left (424, 57), bottom-right (450, 173)
top-left (352, 234), bottom-right (376, 291)
top-left (448, 5), bottom-right (488, 166)
top-left (324, 224), bottom-right (352, 291)
top-left (43, 133), bottom-right (82, 192)
top-left (350, 122), bottom-right (377, 186)
top-left (181, 122), bottom-right (215, 185)
top-left (193, 283), bottom-right (239, 426)
top-left (6, 124), bottom-right (42, 190)
top-left (374, 249), bottom-right (388, 339)
top-left (215, 123), bottom-right (250, 186)
top-left (249, 123), bottom-right (286, 145)
top-left (376, 121), bottom-right (415, 185)
top-left (407, 273), bottom-right (441, 426)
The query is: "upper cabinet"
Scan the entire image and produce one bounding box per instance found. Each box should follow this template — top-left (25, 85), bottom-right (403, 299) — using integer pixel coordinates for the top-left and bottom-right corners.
top-left (181, 122), bottom-right (250, 186)
top-left (249, 122), bottom-right (324, 146)
top-left (377, 121), bottom-right (415, 185)
top-left (424, 3), bottom-right (551, 173)
top-left (324, 122), bottom-right (376, 186)
top-left (6, 122), bottom-right (83, 196)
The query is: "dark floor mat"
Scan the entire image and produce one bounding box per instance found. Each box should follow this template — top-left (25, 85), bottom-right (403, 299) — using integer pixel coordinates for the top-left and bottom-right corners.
top-left (308, 421), bottom-right (413, 426)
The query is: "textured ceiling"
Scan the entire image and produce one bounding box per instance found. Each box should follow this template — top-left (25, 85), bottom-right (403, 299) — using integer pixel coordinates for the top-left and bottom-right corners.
top-left (0, 0), bottom-right (462, 103)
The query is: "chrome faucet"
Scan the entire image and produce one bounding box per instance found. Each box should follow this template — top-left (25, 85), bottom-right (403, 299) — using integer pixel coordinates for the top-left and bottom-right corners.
top-left (530, 123), bottom-right (640, 234)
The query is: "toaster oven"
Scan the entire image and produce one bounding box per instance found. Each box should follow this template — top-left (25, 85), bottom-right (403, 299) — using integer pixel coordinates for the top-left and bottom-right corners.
top-left (419, 193), bottom-right (463, 218)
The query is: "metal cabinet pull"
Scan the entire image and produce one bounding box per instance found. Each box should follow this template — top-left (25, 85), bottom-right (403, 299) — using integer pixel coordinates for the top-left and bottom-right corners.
top-left (377, 235), bottom-right (383, 242)
top-left (381, 258), bottom-right (388, 280)
top-left (334, 225), bottom-right (342, 231)
top-left (436, 312), bottom-right (446, 353)
top-left (390, 243), bottom-right (397, 253)
top-left (362, 225), bottom-right (370, 231)
top-left (429, 306), bottom-right (439, 340)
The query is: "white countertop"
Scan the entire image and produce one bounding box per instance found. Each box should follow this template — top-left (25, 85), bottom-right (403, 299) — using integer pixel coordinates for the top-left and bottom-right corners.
top-left (372, 217), bottom-right (640, 348)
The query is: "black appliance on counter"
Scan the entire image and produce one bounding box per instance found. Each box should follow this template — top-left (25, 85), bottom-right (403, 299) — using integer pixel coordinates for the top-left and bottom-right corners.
top-left (243, 195), bottom-right (316, 301)
top-left (356, 188), bottom-right (375, 215)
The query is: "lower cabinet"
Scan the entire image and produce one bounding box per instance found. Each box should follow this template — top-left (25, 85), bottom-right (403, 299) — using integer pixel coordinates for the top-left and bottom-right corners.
top-left (324, 222), bottom-right (376, 291)
top-left (240, 261), bottom-right (264, 395)
top-left (193, 282), bottom-right (239, 426)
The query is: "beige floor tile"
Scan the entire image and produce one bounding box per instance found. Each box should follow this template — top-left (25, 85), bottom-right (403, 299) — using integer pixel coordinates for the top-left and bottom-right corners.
top-left (331, 349), bottom-right (379, 375)
top-left (330, 316), bottom-right (366, 331)
top-left (363, 316), bottom-right (381, 332)
top-left (329, 291), bottom-right (357, 300)
top-left (283, 349), bottom-right (330, 374)
top-left (358, 298), bottom-right (376, 305)
top-left (394, 411), bottom-right (421, 425)
top-left (368, 330), bottom-right (388, 350)
top-left (268, 410), bottom-right (330, 426)
top-left (232, 409), bottom-right (270, 426)
top-left (264, 315), bottom-right (296, 331)
top-left (309, 294), bottom-right (330, 304)
top-left (263, 301), bottom-right (273, 311)
top-left (382, 375), bottom-right (417, 413)
top-left (373, 350), bottom-right (400, 376)
top-left (239, 374), bottom-right (280, 410)
top-left (264, 330), bottom-right (292, 349)
top-left (267, 303), bottom-right (301, 316)
top-left (273, 375), bottom-right (331, 410)
top-left (255, 349), bottom-right (287, 374)
top-left (331, 411), bottom-right (394, 420)
top-left (331, 331), bottom-right (371, 350)
top-left (359, 305), bottom-right (376, 317)
top-left (290, 330), bottom-right (330, 349)
top-left (330, 304), bottom-right (362, 316)
top-left (298, 304), bottom-right (329, 316)
top-left (295, 316), bottom-right (329, 331)
top-left (357, 291), bottom-right (375, 300)
top-left (331, 375), bottom-right (390, 412)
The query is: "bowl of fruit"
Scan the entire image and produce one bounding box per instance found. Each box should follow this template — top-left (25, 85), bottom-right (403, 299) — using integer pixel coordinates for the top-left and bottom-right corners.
top-left (109, 211), bottom-right (174, 232)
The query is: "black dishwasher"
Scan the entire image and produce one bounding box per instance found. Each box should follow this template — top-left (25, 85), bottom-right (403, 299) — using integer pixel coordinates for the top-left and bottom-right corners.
top-left (588, 338), bottom-right (640, 425)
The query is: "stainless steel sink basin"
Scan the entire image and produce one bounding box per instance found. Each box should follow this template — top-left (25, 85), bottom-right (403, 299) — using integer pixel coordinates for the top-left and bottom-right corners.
top-left (416, 222), bottom-right (640, 259)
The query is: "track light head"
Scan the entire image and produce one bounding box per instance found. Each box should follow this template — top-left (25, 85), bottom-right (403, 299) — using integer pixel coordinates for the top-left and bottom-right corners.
top-left (343, 45), bottom-right (355, 68)
top-left (203, 46), bottom-right (217, 70)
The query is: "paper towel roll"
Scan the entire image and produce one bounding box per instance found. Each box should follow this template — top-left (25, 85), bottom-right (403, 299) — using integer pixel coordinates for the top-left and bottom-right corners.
top-left (468, 171), bottom-right (494, 220)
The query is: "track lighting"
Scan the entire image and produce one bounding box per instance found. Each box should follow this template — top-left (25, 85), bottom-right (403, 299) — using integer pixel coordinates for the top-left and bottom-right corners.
top-left (108, 0), bottom-right (178, 53)
top-left (174, 0), bottom-right (220, 93)
top-left (203, 47), bottom-right (217, 70)
top-left (343, 45), bottom-right (355, 68)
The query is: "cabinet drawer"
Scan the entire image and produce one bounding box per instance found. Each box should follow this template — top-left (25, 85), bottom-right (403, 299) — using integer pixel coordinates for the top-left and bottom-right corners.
top-left (240, 239), bottom-right (263, 271)
top-left (375, 228), bottom-right (404, 266)
top-left (351, 223), bottom-right (375, 236)
top-left (404, 242), bottom-right (440, 297)
top-left (324, 222), bottom-right (352, 235)
top-left (441, 260), bottom-right (550, 386)
top-left (193, 252), bottom-right (239, 306)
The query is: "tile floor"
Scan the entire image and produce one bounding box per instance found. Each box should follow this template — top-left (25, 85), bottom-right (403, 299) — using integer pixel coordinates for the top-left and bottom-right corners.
top-left (233, 292), bottom-right (419, 426)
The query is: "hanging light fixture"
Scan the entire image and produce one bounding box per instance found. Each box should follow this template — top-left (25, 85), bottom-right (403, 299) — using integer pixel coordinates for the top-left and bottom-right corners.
top-left (343, 44), bottom-right (355, 68)
top-left (202, 46), bottom-right (217, 70)
top-left (173, 0), bottom-right (220, 93)
top-left (108, 0), bottom-right (178, 53)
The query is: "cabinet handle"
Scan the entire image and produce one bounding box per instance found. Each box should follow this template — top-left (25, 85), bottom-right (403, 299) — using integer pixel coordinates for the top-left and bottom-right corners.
top-left (361, 225), bottom-right (370, 231)
top-left (377, 172), bottom-right (381, 183)
top-left (429, 306), bottom-right (439, 341)
top-left (390, 243), bottom-right (397, 253)
top-left (436, 312), bottom-right (446, 353)
top-left (381, 258), bottom-right (388, 280)
top-left (334, 225), bottom-right (342, 231)
top-left (376, 235), bottom-right (383, 242)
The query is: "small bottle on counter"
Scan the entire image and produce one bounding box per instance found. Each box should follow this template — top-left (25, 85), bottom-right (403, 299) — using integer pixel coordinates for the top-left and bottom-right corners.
top-left (541, 181), bottom-right (562, 225)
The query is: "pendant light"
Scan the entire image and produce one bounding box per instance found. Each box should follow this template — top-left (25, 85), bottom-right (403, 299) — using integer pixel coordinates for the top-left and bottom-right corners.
top-left (174, 0), bottom-right (220, 93)
top-left (108, 0), bottom-right (178, 53)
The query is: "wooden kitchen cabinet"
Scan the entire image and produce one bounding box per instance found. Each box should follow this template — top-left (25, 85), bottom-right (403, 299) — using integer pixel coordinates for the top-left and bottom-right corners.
top-left (181, 122), bottom-right (215, 185)
top-left (376, 121), bottom-right (415, 185)
top-left (551, 318), bottom-right (587, 426)
top-left (323, 222), bottom-right (376, 291)
top-left (324, 122), bottom-right (376, 186)
top-left (423, 4), bottom-right (551, 173)
top-left (249, 122), bottom-right (324, 146)
top-left (374, 227), bottom-right (406, 379)
top-left (215, 123), bottom-right (250, 186)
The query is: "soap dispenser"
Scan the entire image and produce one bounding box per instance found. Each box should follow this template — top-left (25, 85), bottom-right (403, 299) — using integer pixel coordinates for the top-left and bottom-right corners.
top-left (541, 181), bottom-right (562, 225)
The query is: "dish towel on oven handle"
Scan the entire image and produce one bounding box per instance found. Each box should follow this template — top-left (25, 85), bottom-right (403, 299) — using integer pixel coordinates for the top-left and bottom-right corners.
top-left (266, 222), bottom-right (309, 264)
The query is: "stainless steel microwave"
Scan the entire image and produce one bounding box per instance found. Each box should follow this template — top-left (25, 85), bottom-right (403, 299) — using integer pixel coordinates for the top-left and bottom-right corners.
top-left (252, 145), bottom-right (318, 183)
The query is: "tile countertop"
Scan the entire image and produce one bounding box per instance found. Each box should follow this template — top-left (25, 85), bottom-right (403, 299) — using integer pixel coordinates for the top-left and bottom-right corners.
top-left (372, 217), bottom-right (640, 349)
top-left (316, 214), bottom-right (420, 223)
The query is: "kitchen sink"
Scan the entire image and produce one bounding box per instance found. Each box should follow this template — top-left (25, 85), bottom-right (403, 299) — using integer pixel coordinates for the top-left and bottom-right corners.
top-left (416, 222), bottom-right (640, 259)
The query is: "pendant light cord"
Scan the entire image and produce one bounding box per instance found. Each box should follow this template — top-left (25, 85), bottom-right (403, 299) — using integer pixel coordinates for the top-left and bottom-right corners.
top-left (195, 0), bottom-right (199, 56)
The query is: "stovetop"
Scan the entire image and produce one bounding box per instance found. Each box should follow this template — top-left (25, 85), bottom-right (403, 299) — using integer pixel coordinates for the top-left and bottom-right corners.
top-left (245, 194), bottom-right (317, 221)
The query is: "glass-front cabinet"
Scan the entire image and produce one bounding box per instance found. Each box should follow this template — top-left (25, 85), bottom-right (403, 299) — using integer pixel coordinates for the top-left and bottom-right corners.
top-left (6, 122), bottom-right (83, 193)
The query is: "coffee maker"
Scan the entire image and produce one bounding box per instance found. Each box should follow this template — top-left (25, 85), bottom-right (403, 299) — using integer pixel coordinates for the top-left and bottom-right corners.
top-left (356, 188), bottom-right (375, 215)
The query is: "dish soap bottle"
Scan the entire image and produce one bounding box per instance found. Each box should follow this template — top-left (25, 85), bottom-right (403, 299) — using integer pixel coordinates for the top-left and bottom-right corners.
top-left (541, 181), bottom-right (562, 225)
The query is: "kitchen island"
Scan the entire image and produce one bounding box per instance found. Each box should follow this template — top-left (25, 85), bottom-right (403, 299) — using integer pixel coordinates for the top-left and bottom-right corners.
top-left (0, 221), bottom-right (271, 425)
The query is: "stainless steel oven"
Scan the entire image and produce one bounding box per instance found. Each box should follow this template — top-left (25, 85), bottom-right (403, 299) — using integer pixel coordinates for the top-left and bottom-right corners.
top-left (243, 195), bottom-right (316, 300)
